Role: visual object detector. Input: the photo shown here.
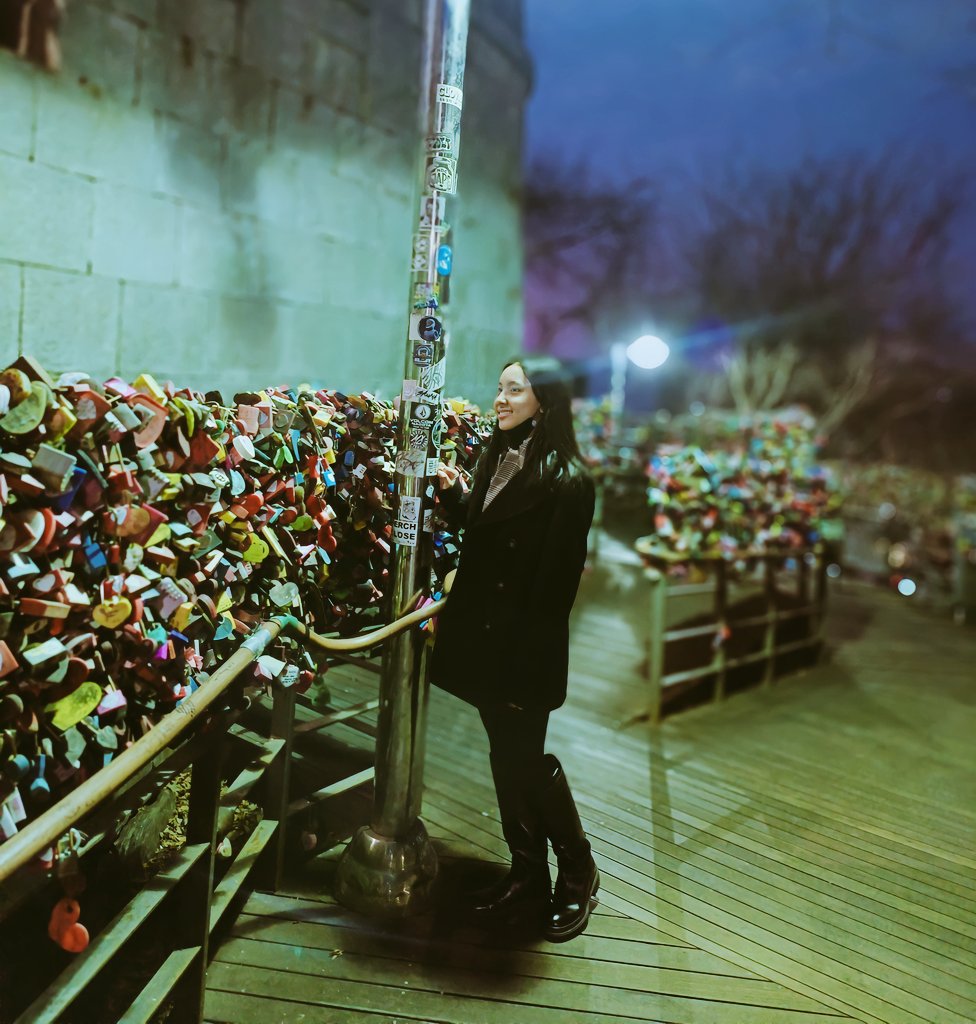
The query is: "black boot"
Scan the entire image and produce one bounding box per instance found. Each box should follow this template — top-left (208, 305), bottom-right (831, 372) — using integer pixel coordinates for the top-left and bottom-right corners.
top-left (539, 754), bottom-right (599, 942)
top-left (468, 753), bottom-right (550, 922)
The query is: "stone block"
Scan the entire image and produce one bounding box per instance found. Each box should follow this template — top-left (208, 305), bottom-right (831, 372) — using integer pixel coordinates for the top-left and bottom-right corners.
top-left (157, 0), bottom-right (238, 57)
top-left (348, 125), bottom-right (411, 188)
top-left (178, 208), bottom-right (258, 297)
top-left (154, 115), bottom-right (224, 207)
top-left (305, 37), bottom-right (364, 115)
top-left (260, 224), bottom-right (335, 304)
top-left (0, 264), bottom-right (22, 351)
top-left (92, 185), bottom-right (179, 285)
top-left (61, 2), bottom-right (140, 104)
top-left (0, 54), bottom-right (35, 159)
top-left (0, 154), bottom-right (93, 271)
top-left (138, 32), bottom-right (214, 124)
top-left (35, 82), bottom-right (159, 186)
top-left (305, 0), bottom-right (369, 54)
top-left (284, 303), bottom-right (400, 394)
top-left (118, 282), bottom-right (216, 377)
top-left (241, 2), bottom-right (309, 89)
top-left (21, 269), bottom-right (119, 379)
top-left (102, 0), bottom-right (156, 27)
top-left (364, 11), bottom-right (420, 132)
top-left (211, 294), bottom-right (289, 378)
top-left (273, 86), bottom-right (350, 158)
top-left (209, 59), bottom-right (273, 137)
top-left (220, 133), bottom-right (279, 217)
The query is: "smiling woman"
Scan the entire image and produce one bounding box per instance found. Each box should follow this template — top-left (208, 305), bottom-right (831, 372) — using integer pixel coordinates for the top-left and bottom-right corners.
top-left (431, 354), bottom-right (600, 944)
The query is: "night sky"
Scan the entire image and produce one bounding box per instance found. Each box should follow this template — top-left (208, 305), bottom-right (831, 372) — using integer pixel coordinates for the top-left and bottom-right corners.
top-left (523, 0), bottom-right (976, 343)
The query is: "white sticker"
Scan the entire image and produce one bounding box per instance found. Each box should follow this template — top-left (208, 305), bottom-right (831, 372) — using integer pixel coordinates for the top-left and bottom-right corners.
top-left (412, 403), bottom-right (433, 422)
top-left (411, 233), bottom-right (431, 272)
top-left (418, 195), bottom-right (446, 230)
top-left (426, 155), bottom-right (457, 195)
top-left (426, 132), bottom-right (454, 154)
top-left (436, 84), bottom-right (463, 109)
top-left (423, 508), bottom-right (434, 533)
top-left (414, 387), bottom-right (441, 405)
top-left (393, 495), bottom-right (422, 546)
top-left (395, 450), bottom-right (426, 477)
top-left (352, 463), bottom-right (367, 479)
top-left (420, 358), bottom-right (446, 392)
top-left (426, 457), bottom-right (440, 477)
top-left (401, 379), bottom-right (418, 401)
top-left (408, 424), bottom-right (431, 451)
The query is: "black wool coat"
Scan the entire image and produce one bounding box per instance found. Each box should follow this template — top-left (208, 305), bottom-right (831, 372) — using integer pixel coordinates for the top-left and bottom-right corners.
top-left (430, 462), bottom-right (595, 711)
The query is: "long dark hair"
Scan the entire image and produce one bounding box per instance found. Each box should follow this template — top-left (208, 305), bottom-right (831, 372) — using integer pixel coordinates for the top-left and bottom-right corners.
top-left (473, 354), bottom-right (587, 493)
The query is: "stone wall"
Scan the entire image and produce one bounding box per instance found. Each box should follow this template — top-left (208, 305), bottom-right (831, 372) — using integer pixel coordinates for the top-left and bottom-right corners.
top-left (0, 0), bottom-right (530, 407)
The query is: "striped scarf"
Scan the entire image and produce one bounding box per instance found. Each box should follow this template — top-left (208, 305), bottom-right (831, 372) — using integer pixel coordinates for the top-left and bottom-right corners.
top-left (482, 436), bottom-right (530, 510)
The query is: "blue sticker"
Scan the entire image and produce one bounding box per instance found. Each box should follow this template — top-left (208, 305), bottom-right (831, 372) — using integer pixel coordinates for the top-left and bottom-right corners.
top-left (436, 245), bottom-right (453, 276)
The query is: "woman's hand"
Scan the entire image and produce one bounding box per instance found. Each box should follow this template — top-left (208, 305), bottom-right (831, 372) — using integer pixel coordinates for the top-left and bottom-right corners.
top-left (436, 462), bottom-right (461, 491)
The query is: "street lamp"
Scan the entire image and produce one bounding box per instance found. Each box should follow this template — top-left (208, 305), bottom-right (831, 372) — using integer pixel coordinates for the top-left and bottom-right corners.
top-left (609, 334), bottom-right (670, 440)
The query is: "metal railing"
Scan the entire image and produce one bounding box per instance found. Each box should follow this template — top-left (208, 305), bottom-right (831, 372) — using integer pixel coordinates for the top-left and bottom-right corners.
top-left (0, 596), bottom-right (444, 1024)
top-left (635, 542), bottom-right (828, 724)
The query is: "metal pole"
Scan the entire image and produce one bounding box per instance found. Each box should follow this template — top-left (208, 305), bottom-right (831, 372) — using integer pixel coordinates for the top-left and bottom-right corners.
top-left (335, 0), bottom-right (470, 917)
top-left (609, 341), bottom-right (627, 446)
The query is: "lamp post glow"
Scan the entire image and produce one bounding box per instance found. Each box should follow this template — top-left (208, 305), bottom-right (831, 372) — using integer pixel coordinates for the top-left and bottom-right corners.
top-left (609, 334), bottom-right (669, 440)
top-left (627, 334), bottom-right (670, 370)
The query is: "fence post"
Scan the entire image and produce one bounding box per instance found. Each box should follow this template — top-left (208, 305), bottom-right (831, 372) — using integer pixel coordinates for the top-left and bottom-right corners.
top-left (262, 679), bottom-right (298, 893)
top-left (713, 559), bottom-right (728, 702)
top-left (646, 569), bottom-right (666, 725)
top-left (763, 555), bottom-right (777, 686)
top-left (171, 717), bottom-right (225, 1022)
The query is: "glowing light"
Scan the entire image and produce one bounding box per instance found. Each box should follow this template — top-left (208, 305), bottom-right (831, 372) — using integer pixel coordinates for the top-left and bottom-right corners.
top-left (887, 543), bottom-right (907, 568)
top-left (826, 563), bottom-right (841, 578)
top-left (689, 400), bottom-right (705, 417)
top-left (627, 334), bottom-right (670, 370)
top-left (897, 578), bottom-right (917, 597)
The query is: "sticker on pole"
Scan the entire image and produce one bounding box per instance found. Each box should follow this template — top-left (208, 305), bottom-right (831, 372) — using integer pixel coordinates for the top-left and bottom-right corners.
top-left (420, 358), bottom-right (446, 391)
top-left (393, 495), bottom-right (422, 547)
top-left (426, 132), bottom-right (454, 154)
top-left (426, 156), bottom-right (457, 195)
top-left (436, 245), bottom-right (453, 276)
top-left (436, 84), bottom-right (463, 110)
top-left (418, 196), bottom-right (446, 230)
top-left (410, 313), bottom-right (443, 342)
top-left (412, 342), bottom-right (434, 368)
top-left (411, 234), bottom-right (431, 273)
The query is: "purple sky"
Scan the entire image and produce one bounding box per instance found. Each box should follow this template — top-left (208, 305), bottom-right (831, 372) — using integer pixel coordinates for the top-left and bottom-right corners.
top-left (523, 0), bottom-right (976, 335)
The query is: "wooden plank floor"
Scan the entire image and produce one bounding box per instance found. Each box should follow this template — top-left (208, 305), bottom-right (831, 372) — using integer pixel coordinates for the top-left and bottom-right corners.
top-left (205, 559), bottom-right (976, 1024)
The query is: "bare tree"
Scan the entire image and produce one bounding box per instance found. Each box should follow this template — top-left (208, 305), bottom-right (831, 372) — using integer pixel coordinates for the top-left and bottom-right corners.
top-left (523, 160), bottom-right (658, 353)
top-left (683, 153), bottom-right (965, 441)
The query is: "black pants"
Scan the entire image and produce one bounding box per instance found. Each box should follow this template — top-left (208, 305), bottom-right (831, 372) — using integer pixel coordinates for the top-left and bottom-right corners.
top-left (479, 704), bottom-right (549, 784)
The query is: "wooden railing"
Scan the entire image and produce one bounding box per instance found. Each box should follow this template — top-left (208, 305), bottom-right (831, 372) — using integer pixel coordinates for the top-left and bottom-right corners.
top-left (0, 597), bottom-right (445, 1024)
top-left (636, 541), bottom-right (828, 724)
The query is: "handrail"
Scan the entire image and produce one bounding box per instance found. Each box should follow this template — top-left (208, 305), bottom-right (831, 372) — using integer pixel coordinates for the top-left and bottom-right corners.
top-left (0, 596), bottom-right (446, 885)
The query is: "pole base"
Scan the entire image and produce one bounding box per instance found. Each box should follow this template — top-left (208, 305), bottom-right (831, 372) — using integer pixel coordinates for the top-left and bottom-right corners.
top-left (334, 818), bottom-right (438, 918)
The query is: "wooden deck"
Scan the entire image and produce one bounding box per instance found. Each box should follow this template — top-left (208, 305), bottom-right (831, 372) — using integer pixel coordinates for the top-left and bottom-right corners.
top-left (205, 558), bottom-right (976, 1024)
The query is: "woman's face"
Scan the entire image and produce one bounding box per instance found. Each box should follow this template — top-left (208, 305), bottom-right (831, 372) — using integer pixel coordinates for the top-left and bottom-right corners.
top-left (494, 363), bottom-right (541, 431)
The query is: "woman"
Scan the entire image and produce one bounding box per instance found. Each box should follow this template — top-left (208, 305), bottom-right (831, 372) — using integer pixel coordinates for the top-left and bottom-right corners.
top-left (432, 355), bottom-right (598, 943)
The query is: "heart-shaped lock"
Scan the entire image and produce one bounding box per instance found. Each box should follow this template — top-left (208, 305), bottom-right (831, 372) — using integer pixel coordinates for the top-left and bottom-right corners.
top-left (92, 596), bottom-right (133, 629)
top-left (241, 536), bottom-right (269, 563)
top-left (45, 682), bottom-right (103, 731)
